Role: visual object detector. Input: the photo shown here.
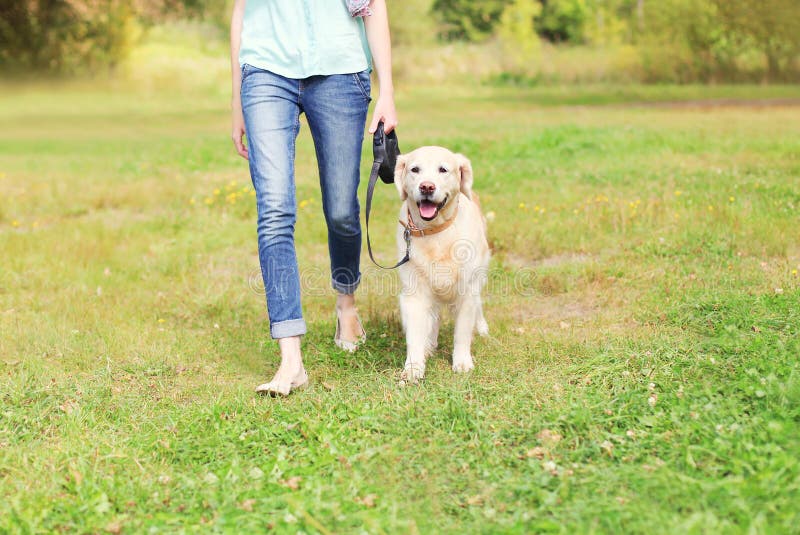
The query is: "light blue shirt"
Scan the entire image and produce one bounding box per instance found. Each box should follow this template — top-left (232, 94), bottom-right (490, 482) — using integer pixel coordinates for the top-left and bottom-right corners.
top-left (239, 0), bottom-right (371, 79)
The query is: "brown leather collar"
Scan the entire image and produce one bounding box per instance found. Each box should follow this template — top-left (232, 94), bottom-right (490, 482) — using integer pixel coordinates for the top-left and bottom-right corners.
top-left (399, 202), bottom-right (458, 238)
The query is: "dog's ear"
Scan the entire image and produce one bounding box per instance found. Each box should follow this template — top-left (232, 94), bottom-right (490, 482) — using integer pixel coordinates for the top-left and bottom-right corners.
top-left (394, 154), bottom-right (408, 200)
top-left (456, 154), bottom-right (473, 200)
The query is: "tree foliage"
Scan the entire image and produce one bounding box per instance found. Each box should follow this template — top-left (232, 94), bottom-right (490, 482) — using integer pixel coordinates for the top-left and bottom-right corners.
top-left (711, 0), bottom-right (799, 80)
top-left (0, 0), bottom-right (139, 74)
top-left (431, 0), bottom-right (800, 82)
top-left (0, 0), bottom-right (230, 75)
top-left (536, 0), bottom-right (590, 43)
top-left (1, 0), bottom-right (798, 82)
top-left (430, 0), bottom-right (506, 41)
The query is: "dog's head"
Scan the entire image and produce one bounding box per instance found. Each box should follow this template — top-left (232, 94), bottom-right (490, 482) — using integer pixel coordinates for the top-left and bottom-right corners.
top-left (394, 146), bottom-right (473, 222)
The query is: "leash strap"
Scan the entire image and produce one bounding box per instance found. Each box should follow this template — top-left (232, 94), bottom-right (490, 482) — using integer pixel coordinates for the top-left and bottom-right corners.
top-left (365, 158), bottom-right (410, 270)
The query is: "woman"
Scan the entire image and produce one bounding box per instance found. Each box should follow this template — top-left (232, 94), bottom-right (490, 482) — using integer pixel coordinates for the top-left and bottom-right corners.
top-left (230, 0), bottom-right (397, 396)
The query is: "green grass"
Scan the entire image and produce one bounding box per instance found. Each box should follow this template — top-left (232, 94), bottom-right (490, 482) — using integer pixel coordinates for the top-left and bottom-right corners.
top-left (1, 80), bottom-right (799, 533)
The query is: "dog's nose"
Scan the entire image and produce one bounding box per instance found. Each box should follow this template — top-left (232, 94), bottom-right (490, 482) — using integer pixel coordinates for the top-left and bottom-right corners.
top-left (419, 182), bottom-right (436, 195)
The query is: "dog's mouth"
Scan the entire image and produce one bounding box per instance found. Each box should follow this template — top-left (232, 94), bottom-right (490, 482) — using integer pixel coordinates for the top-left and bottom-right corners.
top-left (417, 196), bottom-right (448, 221)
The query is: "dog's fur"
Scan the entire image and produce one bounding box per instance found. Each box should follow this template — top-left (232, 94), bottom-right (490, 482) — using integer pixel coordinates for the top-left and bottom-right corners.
top-left (394, 146), bottom-right (490, 382)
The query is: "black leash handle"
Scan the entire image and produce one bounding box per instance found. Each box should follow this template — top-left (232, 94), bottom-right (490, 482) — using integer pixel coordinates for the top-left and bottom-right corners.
top-left (365, 156), bottom-right (410, 270)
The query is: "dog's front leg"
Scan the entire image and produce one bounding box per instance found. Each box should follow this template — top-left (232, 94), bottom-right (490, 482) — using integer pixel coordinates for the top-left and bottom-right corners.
top-left (399, 293), bottom-right (432, 383)
top-left (452, 295), bottom-right (478, 373)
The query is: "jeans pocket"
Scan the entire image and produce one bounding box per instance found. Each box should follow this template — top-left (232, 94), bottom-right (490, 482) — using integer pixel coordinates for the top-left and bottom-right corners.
top-left (352, 70), bottom-right (371, 102)
top-left (241, 63), bottom-right (251, 80)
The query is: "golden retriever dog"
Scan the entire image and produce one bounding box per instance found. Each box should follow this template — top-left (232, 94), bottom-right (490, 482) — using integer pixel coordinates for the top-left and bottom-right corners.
top-left (393, 146), bottom-right (490, 383)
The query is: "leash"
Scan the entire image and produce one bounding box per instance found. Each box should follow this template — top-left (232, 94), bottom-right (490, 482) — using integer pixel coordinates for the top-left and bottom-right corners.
top-left (364, 123), bottom-right (459, 269)
top-left (365, 156), bottom-right (411, 270)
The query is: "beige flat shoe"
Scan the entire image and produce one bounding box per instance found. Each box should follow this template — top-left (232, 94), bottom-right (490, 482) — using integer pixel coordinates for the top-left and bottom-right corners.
top-left (334, 309), bottom-right (366, 353)
top-left (255, 369), bottom-right (309, 397)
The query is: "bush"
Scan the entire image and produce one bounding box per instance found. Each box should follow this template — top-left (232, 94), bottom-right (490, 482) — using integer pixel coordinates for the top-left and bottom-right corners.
top-left (431, 0), bottom-right (506, 41)
top-left (639, 0), bottom-right (800, 83)
top-left (497, 0), bottom-right (542, 73)
top-left (711, 0), bottom-right (799, 82)
top-left (0, 1), bottom-right (141, 75)
top-left (0, 0), bottom-right (234, 75)
top-left (536, 0), bottom-right (590, 43)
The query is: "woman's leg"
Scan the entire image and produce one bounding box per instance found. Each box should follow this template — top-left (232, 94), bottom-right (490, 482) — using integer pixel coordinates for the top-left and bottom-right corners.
top-left (241, 66), bottom-right (307, 392)
top-left (301, 71), bottom-right (371, 342)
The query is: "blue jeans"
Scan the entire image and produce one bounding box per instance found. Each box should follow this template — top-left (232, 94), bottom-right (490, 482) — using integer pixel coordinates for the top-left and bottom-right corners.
top-left (240, 64), bottom-right (371, 339)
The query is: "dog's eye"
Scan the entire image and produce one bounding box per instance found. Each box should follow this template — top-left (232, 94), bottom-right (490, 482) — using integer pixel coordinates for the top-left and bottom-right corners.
top-left (438, 166), bottom-right (448, 173)
top-left (410, 166), bottom-right (420, 173)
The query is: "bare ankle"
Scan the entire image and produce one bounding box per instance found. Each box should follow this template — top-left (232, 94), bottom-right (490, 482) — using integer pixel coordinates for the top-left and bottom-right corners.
top-left (336, 293), bottom-right (356, 312)
top-left (277, 336), bottom-right (303, 368)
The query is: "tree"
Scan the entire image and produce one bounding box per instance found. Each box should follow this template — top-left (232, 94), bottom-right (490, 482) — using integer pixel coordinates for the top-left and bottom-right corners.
top-left (431, 0), bottom-right (507, 41)
top-left (0, 0), bottom-right (138, 74)
top-left (498, 0), bottom-right (542, 69)
top-left (711, 0), bottom-right (800, 81)
top-left (536, 0), bottom-right (590, 43)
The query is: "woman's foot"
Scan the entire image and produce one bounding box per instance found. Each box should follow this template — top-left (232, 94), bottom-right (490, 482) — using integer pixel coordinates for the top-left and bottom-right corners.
top-left (335, 293), bottom-right (366, 352)
top-left (255, 336), bottom-right (308, 396)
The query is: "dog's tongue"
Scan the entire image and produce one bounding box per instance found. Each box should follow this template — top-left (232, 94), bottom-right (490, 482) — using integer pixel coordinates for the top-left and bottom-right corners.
top-left (419, 200), bottom-right (438, 219)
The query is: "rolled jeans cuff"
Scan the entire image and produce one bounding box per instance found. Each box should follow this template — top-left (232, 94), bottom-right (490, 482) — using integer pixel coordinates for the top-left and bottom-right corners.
top-left (332, 274), bottom-right (361, 295)
top-left (270, 318), bottom-right (307, 339)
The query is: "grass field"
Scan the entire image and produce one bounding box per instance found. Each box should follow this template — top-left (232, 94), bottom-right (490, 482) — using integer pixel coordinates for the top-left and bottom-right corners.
top-left (1, 79), bottom-right (799, 533)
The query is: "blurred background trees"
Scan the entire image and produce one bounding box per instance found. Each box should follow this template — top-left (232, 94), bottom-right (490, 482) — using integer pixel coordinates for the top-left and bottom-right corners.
top-left (0, 0), bottom-right (230, 74)
top-left (0, 0), bottom-right (798, 82)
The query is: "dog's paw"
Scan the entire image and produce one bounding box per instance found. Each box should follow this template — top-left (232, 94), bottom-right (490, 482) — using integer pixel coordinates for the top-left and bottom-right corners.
top-left (399, 364), bottom-right (425, 385)
top-left (452, 358), bottom-right (474, 373)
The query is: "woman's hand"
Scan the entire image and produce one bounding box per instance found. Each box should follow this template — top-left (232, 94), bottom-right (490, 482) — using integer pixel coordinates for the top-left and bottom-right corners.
top-left (232, 103), bottom-right (249, 159)
top-left (368, 92), bottom-right (397, 134)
